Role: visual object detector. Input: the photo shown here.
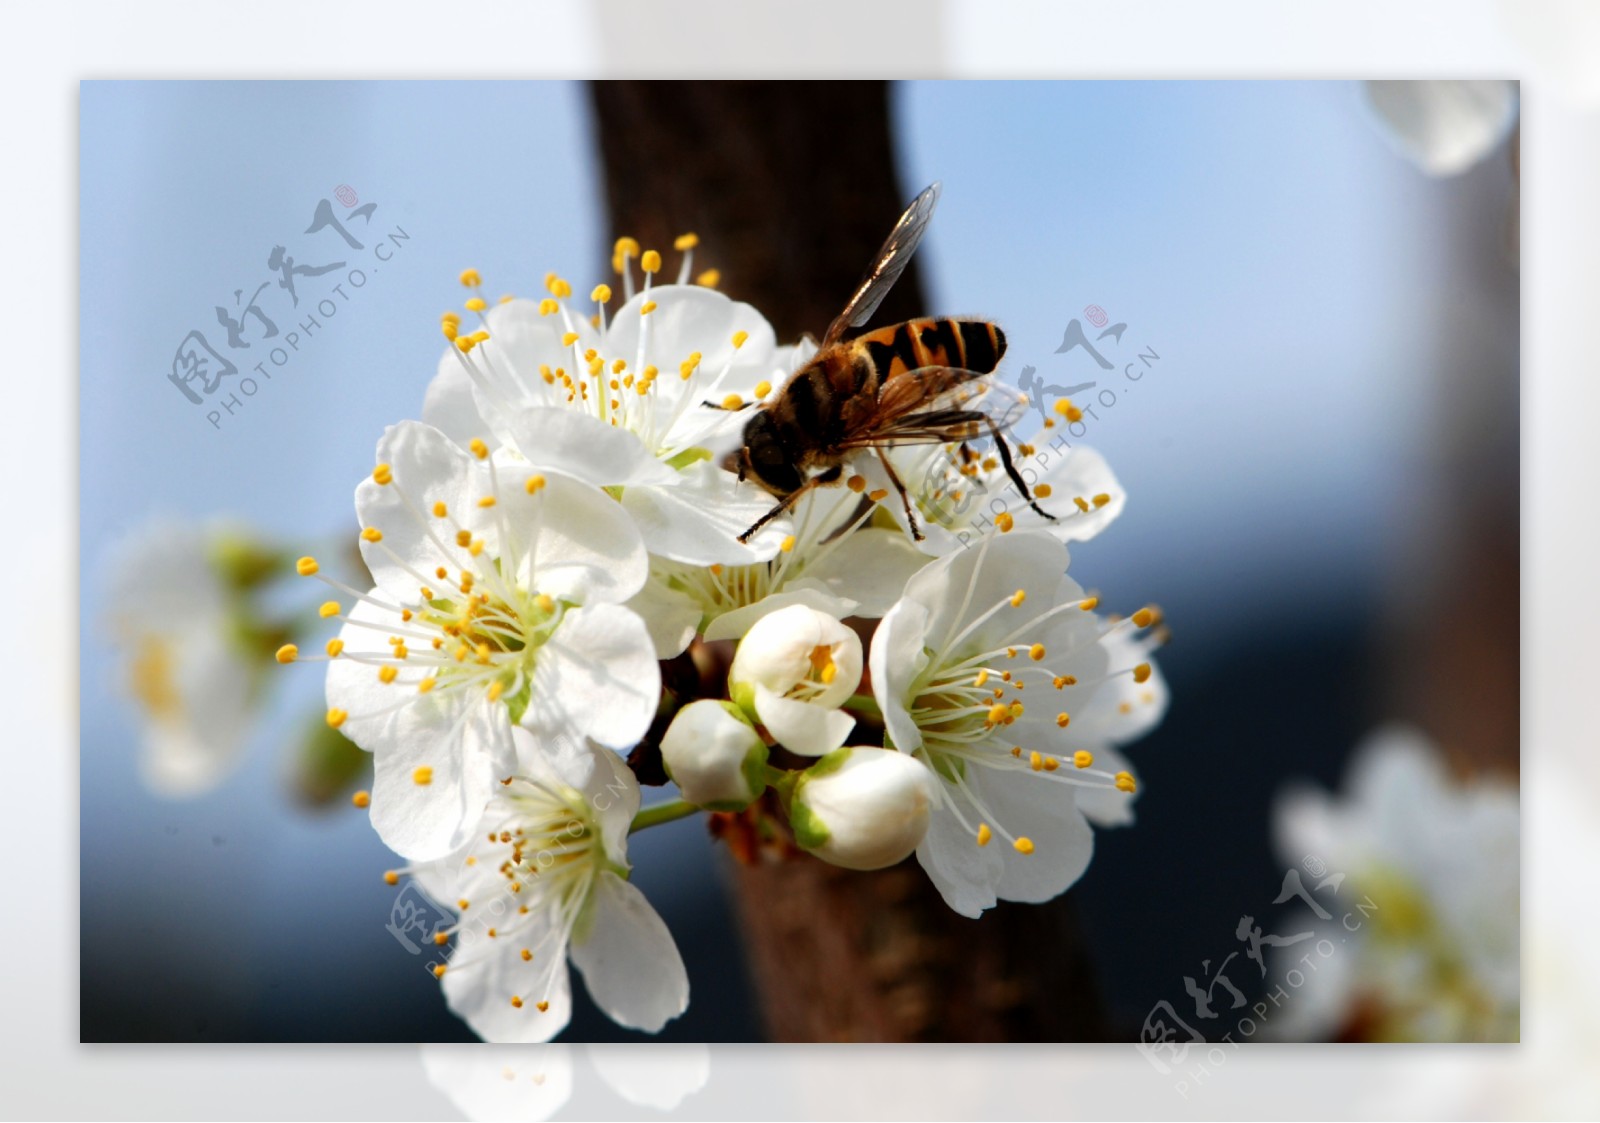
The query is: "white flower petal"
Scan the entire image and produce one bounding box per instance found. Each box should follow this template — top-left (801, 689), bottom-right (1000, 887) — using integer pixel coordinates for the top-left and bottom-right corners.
top-left (483, 463), bottom-right (648, 605)
top-left (569, 872), bottom-right (689, 1034)
top-left (625, 578), bottom-right (702, 659)
top-left (441, 927), bottom-right (575, 1044)
top-left (421, 360), bottom-right (491, 448)
top-left (586, 1044), bottom-right (710, 1111)
top-left (1365, 80), bottom-right (1518, 176)
top-left (916, 795), bottom-right (1005, 919)
top-left (870, 597), bottom-right (931, 754)
top-left (502, 407), bottom-right (678, 489)
top-left (701, 587), bottom-right (859, 644)
top-left (619, 461), bottom-right (789, 565)
top-left (754, 684), bottom-right (856, 757)
top-left (421, 1043), bottom-right (575, 1122)
top-left (795, 527), bottom-right (931, 617)
top-left (976, 767), bottom-right (1096, 906)
top-left (531, 605), bottom-right (659, 751)
top-left (356, 422), bottom-right (477, 600)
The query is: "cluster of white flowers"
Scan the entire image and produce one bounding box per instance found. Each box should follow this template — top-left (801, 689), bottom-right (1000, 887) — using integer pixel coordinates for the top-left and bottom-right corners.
top-left (285, 244), bottom-right (1167, 1042)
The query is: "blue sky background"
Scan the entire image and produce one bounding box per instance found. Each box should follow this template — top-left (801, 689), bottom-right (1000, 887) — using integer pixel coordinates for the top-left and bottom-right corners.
top-left (79, 80), bottom-right (1518, 1041)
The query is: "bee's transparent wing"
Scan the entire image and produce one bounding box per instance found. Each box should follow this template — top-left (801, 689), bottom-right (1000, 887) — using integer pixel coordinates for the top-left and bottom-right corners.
top-left (840, 368), bottom-right (1029, 449)
top-left (821, 182), bottom-right (941, 347)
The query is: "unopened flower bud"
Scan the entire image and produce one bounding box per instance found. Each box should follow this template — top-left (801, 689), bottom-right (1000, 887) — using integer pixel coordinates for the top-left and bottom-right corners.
top-left (659, 700), bottom-right (768, 811)
top-left (728, 605), bottom-right (863, 756)
top-left (788, 747), bottom-right (934, 871)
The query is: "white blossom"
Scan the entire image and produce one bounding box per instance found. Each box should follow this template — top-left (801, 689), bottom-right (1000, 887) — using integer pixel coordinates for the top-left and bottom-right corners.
top-left (870, 531), bottom-right (1165, 916)
top-left (789, 747), bottom-right (935, 871)
top-left (409, 729), bottom-right (689, 1043)
top-left (659, 700), bottom-right (768, 810)
top-left (306, 420), bottom-right (659, 861)
top-left (728, 604), bottom-right (863, 757)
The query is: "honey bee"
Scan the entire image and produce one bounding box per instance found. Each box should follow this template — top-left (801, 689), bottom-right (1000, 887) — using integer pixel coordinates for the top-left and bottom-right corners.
top-left (728, 182), bottom-right (1054, 543)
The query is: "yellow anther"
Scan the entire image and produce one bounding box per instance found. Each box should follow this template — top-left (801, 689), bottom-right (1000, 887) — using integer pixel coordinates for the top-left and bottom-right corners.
top-left (535, 593), bottom-right (556, 614)
top-left (441, 321), bottom-right (458, 341)
top-left (319, 601), bottom-right (341, 618)
top-left (434, 932), bottom-right (449, 946)
top-left (384, 870), bottom-right (399, 885)
top-left (1006, 647), bottom-right (1018, 659)
top-left (432, 501), bottom-right (448, 518)
top-left (326, 707), bottom-right (348, 728)
top-left (591, 284), bottom-right (612, 303)
top-left (418, 677), bottom-right (436, 694)
top-left (325, 638), bottom-right (345, 657)
top-left (1074, 750), bottom-right (1094, 769)
top-left (379, 666), bottom-right (398, 684)
top-left (641, 250), bottom-right (662, 274)
top-left (1092, 493), bottom-right (1112, 508)
top-left (1009, 701), bottom-right (1024, 718)
top-left (520, 948), bottom-right (532, 961)
top-left (468, 438), bottom-right (489, 460)
top-left (641, 300), bottom-right (658, 315)
top-left (454, 529), bottom-right (471, 548)
top-left (732, 330), bottom-right (749, 348)
top-left (433, 965), bottom-right (447, 979)
top-left (987, 703), bottom-right (1010, 726)
top-left (536, 1001), bottom-right (550, 1012)
top-left (413, 766), bottom-right (433, 786)
top-left (1074, 496), bottom-right (1090, 513)
top-left (974, 670), bottom-right (990, 687)
top-left (464, 296), bottom-right (487, 313)
top-left (868, 488), bottom-right (889, 502)
top-left (459, 269), bottom-right (481, 287)
top-left (613, 236), bottom-right (641, 266)
top-left (1029, 750), bottom-right (1044, 772)
top-left (1115, 771), bottom-right (1138, 793)
top-left (420, 587), bottom-right (434, 600)
top-left (1056, 712), bottom-right (1071, 728)
top-left (1010, 589), bottom-right (1027, 607)
top-left (1132, 608), bottom-right (1157, 628)
top-left (275, 644), bottom-right (298, 664)
top-left (561, 332), bottom-right (580, 346)
top-left (780, 535), bottom-right (796, 553)
top-left (455, 336), bottom-right (477, 354)
top-left (482, 680), bottom-right (504, 703)
top-left (477, 496), bottom-right (497, 508)
top-left (1011, 746), bottom-right (1023, 757)
top-left (435, 566), bottom-right (448, 580)
top-left (696, 268), bottom-right (721, 288)
top-left (1043, 756), bottom-right (1060, 771)
top-left (1029, 643), bottom-right (1046, 661)
top-left (1053, 399), bottom-right (1073, 416)
top-left (754, 380), bottom-right (773, 398)
top-left (459, 572), bottom-right (475, 592)
top-left (538, 298), bottom-right (558, 316)
top-left (847, 475), bottom-right (867, 493)
top-left (674, 232), bottom-right (700, 251)
top-left (393, 643), bottom-right (409, 660)
top-left (372, 463), bottom-right (393, 486)
top-left (296, 556), bottom-right (319, 577)
top-left (722, 394), bottom-right (744, 410)
top-left (976, 823), bottom-right (993, 847)
top-left (1133, 663), bottom-right (1153, 684)
top-left (351, 790), bottom-right (370, 808)
top-left (1013, 837), bottom-right (1035, 855)
top-left (361, 526), bottom-right (383, 543)
top-left (982, 456), bottom-right (998, 472)
top-left (441, 310), bottom-right (461, 326)
top-left (1079, 597), bottom-right (1099, 611)
top-left (995, 512), bottom-right (1015, 533)
top-left (521, 474), bottom-right (546, 496)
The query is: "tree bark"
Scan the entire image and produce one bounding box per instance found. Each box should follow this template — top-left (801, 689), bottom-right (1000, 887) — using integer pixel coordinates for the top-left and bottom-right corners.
top-left (590, 80), bottom-right (1111, 1042)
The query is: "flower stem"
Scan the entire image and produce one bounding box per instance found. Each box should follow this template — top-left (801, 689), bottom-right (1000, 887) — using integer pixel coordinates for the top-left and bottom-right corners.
top-left (629, 798), bottom-right (700, 834)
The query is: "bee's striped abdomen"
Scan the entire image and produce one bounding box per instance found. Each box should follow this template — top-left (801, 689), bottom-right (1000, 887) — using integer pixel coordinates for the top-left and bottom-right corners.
top-left (855, 317), bottom-right (1006, 379)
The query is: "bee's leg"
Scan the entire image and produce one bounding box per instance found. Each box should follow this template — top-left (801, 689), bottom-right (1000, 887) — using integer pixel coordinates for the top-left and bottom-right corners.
top-left (875, 448), bottom-right (924, 542)
top-left (700, 398), bottom-right (757, 411)
top-left (987, 418), bottom-right (1057, 522)
top-left (736, 467), bottom-right (844, 543)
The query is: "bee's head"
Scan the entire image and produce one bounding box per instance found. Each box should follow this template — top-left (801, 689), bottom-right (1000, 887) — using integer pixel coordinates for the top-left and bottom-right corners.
top-left (740, 410), bottom-right (804, 497)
